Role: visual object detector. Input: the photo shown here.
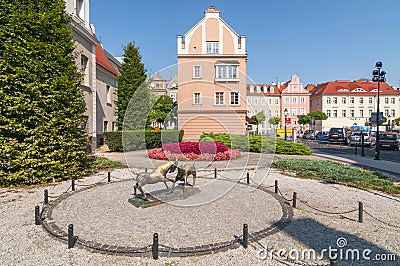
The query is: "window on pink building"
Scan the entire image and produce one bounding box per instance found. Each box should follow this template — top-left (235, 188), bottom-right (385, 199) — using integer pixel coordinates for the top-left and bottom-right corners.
top-left (206, 42), bottom-right (219, 53)
top-left (215, 92), bottom-right (224, 105)
top-left (193, 92), bottom-right (201, 105)
top-left (193, 66), bottom-right (201, 78)
top-left (230, 92), bottom-right (239, 105)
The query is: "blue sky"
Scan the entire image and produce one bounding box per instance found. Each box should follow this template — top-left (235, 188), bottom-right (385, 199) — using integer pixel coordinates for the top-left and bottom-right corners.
top-left (90, 0), bottom-right (399, 87)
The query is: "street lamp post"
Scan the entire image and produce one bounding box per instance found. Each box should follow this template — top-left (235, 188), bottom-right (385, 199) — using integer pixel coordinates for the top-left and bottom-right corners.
top-left (372, 61), bottom-right (386, 160)
top-left (284, 108), bottom-right (288, 141)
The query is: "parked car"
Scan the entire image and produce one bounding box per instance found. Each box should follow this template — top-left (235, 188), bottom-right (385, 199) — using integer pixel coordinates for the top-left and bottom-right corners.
top-left (377, 132), bottom-right (400, 150)
top-left (316, 131), bottom-right (329, 142)
top-left (348, 131), bottom-right (371, 146)
top-left (302, 130), bottom-right (318, 140)
top-left (328, 128), bottom-right (348, 144)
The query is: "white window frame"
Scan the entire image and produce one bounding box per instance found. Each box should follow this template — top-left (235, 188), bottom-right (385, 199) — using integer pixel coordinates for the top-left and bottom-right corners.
top-left (230, 92), bottom-right (239, 105)
top-left (300, 97), bottom-right (305, 104)
top-left (206, 42), bottom-right (219, 54)
top-left (326, 97), bottom-right (331, 104)
top-left (193, 92), bottom-right (201, 105)
top-left (193, 65), bottom-right (201, 79)
top-left (214, 92), bottom-right (224, 105)
top-left (327, 110), bottom-right (331, 117)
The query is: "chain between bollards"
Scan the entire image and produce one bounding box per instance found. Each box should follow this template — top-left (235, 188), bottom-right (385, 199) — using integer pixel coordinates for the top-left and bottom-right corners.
top-left (152, 233), bottom-right (159, 259)
top-left (107, 171), bottom-right (111, 182)
top-left (274, 180), bottom-right (278, 194)
top-left (358, 202), bottom-right (363, 223)
top-left (68, 224), bottom-right (75, 248)
top-left (246, 172), bottom-right (250, 184)
top-left (292, 192), bottom-right (297, 208)
top-left (44, 189), bottom-right (48, 204)
top-left (35, 205), bottom-right (41, 225)
top-left (243, 224), bottom-right (248, 248)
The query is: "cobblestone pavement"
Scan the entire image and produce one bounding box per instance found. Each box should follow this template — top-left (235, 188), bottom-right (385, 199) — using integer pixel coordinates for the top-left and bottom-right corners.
top-left (0, 151), bottom-right (399, 265)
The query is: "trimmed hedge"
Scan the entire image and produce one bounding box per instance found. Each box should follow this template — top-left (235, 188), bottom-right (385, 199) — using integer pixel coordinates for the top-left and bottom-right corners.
top-left (200, 132), bottom-right (312, 155)
top-left (103, 130), bottom-right (184, 152)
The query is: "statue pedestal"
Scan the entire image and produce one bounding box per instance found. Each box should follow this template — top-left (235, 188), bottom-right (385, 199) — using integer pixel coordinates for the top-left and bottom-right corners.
top-left (128, 186), bottom-right (200, 209)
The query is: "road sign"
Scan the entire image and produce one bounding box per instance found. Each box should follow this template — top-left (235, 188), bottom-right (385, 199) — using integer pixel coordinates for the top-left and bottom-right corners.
top-left (371, 112), bottom-right (383, 123)
top-left (285, 117), bottom-right (291, 123)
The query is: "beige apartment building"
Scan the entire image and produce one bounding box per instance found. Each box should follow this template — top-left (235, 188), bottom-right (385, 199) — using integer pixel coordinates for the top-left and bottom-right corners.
top-left (65, 0), bottom-right (119, 147)
top-left (177, 6), bottom-right (248, 140)
top-left (246, 84), bottom-right (281, 135)
top-left (310, 80), bottom-right (400, 131)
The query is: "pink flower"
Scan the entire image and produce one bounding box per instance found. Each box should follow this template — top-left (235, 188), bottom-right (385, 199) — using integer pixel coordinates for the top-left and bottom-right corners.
top-left (147, 142), bottom-right (240, 161)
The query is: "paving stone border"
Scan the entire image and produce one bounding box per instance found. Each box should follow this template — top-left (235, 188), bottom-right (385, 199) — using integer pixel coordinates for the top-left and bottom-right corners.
top-left (40, 178), bottom-right (293, 257)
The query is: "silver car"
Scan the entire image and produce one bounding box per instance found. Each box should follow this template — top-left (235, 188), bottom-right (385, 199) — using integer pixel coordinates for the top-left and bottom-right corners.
top-left (348, 131), bottom-right (371, 146)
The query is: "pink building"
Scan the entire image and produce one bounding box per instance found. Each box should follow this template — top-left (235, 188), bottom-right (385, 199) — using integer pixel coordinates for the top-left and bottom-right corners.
top-left (177, 6), bottom-right (248, 140)
top-left (279, 74), bottom-right (310, 132)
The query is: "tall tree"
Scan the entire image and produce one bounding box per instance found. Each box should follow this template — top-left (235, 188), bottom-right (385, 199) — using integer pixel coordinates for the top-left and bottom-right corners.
top-left (148, 95), bottom-right (177, 129)
top-left (0, 0), bottom-right (89, 186)
top-left (116, 42), bottom-right (147, 129)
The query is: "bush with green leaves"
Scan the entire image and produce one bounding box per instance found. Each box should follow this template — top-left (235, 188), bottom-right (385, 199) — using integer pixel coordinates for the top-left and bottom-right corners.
top-left (0, 0), bottom-right (90, 187)
top-left (272, 158), bottom-right (400, 195)
top-left (200, 133), bottom-right (312, 155)
top-left (104, 130), bottom-right (184, 152)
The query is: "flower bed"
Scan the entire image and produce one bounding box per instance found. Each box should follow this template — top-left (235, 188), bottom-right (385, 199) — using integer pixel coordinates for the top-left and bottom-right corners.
top-left (147, 142), bottom-right (241, 161)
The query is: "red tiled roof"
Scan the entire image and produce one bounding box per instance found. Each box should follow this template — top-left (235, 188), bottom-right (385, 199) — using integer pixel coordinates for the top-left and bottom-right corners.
top-left (311, 80), bottom-right (399, 96)
top-left (246, 84), bottom-right (281, 95)
top-left (96, 44), bottom-right (119, 76)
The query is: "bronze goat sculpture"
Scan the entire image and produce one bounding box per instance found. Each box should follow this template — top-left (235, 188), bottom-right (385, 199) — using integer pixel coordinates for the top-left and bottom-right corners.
top-left (133, 160), bottom-right (177, 198)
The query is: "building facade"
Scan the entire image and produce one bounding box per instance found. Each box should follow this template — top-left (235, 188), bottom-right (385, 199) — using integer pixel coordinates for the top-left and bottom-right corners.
top-left (177, 6), bottom-right (248, 140)
top-left (310, 80), bottom-right (400, 131)
top-left (246, 84), bottom-right (281, 135)
top-left (65, 0), bottom-right (119, 147)
top-left (279, 74), bottom-right (310, 132)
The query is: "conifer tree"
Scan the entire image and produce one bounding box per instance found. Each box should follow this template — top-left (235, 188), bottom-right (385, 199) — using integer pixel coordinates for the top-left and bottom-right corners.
top-left (0, 0), bottom-right (90, 186)
top-left (116, 42), bottom-right (147, 129)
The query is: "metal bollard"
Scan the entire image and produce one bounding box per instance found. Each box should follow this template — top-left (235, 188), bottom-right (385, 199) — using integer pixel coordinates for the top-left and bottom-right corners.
top-left (72, 179), bottom-right (75, 191)
top-left (330, 258), bottom-right (337, 266)
top-left (243, 224), bottom-right (248, 248)
top-left (152, 233), bottom-right (159, 259)
top-left (68, 224), bottom-right (75, 248)
top-left (354, 143), bottom-right (358, 155)
top-left (145, 168), bottom-right (148, 173)
top-left (35, 205), bottom-right (41, 225)
top-left (214, 168), bottom-right (217, 179)
top-left (358, 202), bottom-right (363, 223)
top-left (246, 172), bottom-right (250, 184)
top-left (107, 171), bottom-right (111, 182)
top-left (44, 189), bottom-right (49, 204)
top-left (274, 180), bottom-right (278, 194)
top-left (292, 192), bottom-right (297, 208)
top-left (361, 132), bottom-right (365, 157)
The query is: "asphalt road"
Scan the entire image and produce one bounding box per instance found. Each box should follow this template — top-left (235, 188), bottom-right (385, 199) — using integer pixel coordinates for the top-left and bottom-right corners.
top-left (301, 140), bottom-right (400, 163)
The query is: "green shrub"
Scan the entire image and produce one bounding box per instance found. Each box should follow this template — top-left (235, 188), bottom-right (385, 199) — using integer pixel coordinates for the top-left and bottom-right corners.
top-left (271, 158), bottom-right (400, 195)
top-left (104, 130), bottom-right (184, 152)
top-left (90, 156), bottom-right (122, 169)
top-left (199, 133), bottom-right (312, 155)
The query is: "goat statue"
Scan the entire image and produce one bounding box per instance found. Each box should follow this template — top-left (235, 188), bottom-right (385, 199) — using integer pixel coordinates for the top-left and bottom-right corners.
top-left (133, 160), bottom-right (177, 199)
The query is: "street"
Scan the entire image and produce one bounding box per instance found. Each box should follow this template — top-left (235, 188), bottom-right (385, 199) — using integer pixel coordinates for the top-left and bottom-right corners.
top-left (301, 140), bottom-right (400, 163)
